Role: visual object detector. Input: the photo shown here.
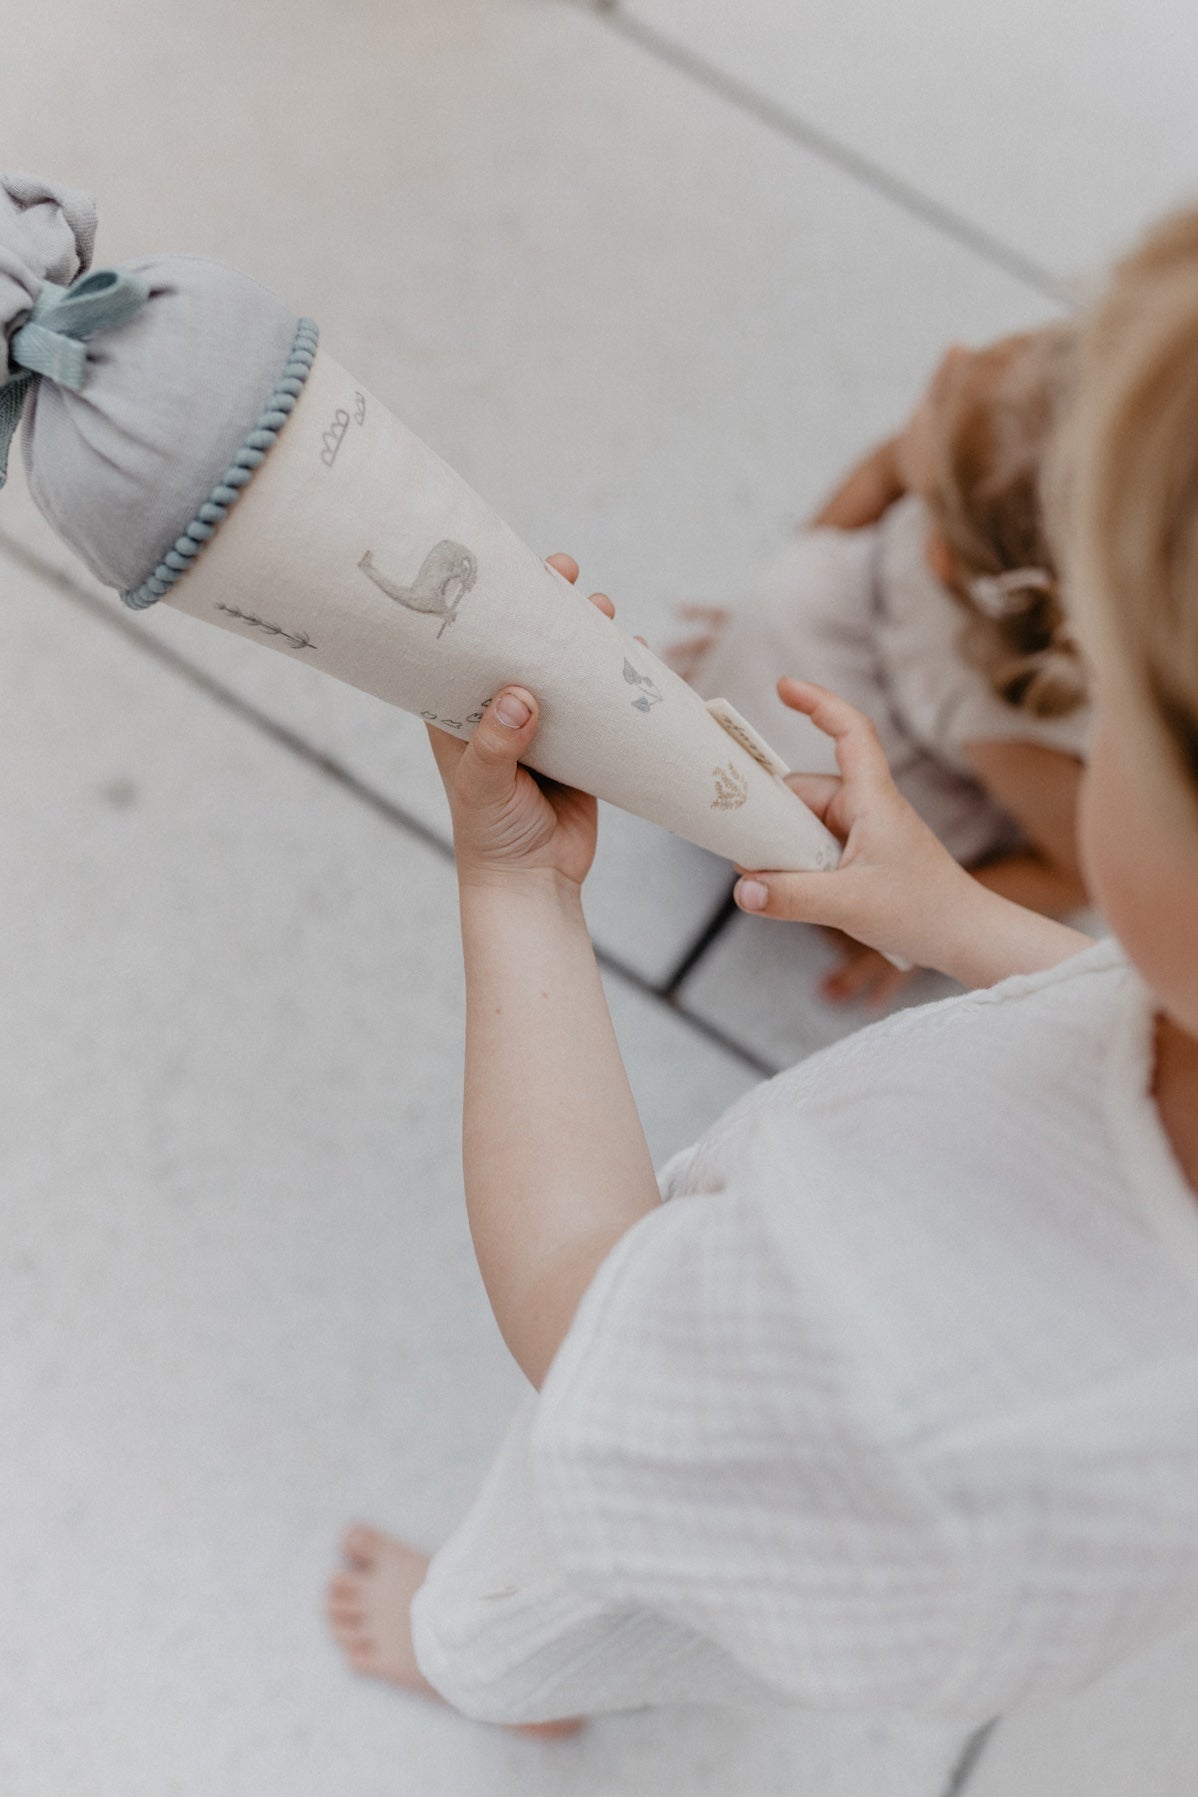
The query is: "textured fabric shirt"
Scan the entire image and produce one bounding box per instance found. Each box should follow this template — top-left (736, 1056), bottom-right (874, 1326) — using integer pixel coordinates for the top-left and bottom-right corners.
top-left (412, 939), bottom-right (1198, 1724)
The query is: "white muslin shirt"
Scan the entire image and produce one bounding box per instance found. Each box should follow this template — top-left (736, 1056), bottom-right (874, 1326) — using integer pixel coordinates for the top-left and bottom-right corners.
top-left (411, 938), bottom-right (1198, 1724)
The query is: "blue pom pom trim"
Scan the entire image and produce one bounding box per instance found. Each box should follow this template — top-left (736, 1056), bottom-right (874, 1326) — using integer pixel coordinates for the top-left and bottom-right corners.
top-left (121, 317), bottom-right (319, 610)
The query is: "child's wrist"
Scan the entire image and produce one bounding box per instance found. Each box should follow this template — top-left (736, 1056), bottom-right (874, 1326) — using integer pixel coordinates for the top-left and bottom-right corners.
top-left (929, 869), bottom-right (999, 985)
top-left (457, 864), bottom-right (586, 912)
top-left (933, 868), bottom-right (1072, 989)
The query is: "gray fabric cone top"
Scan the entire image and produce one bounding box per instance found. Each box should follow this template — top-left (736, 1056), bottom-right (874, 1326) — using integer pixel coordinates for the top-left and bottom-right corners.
top-left (0, 173), bottom-right (302, 594)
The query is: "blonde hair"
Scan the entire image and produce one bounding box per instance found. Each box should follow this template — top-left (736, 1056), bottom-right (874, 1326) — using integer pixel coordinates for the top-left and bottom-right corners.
top-left (1049, 208), bottom-right (1198, 825)
top-left (931, 324), bottom-right (1087, 720)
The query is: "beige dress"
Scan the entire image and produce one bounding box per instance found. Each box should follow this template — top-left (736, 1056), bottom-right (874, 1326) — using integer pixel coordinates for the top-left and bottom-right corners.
top-left (691, 494), bottom-right (1092, 866)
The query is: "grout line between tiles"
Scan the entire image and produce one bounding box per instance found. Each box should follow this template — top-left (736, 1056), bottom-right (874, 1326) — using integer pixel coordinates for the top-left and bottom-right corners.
top-left (0, 529), bottom-right (778, 1080)
top-left (661, 993), bottom-right (777, 1078)
top-left (1, 0), bottom-right (1055, 1085)
top-left (571, 0), bottom-right (1071, 305)
top-left (662, 884), bottom-right (738, 996)
top-left (938, 1722), bottom-right (998, 1797)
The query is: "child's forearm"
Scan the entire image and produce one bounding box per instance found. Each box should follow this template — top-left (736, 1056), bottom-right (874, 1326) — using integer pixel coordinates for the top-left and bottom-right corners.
top-left (934, 872), bottom-right (1095, 990)
top-left (807, 436), bottom-right (906, 530)
top-left (969, 850), bottom-right (1089, 919)
top-left (458, 871), bottom-right (661, 1389)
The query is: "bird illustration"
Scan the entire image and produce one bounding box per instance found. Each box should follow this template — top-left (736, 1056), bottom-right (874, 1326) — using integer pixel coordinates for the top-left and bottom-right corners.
top-left (358, 540), bottom-right (479, 638)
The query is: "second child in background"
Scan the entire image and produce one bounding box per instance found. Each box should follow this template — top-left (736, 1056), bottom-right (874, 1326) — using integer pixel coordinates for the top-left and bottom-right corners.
top-left (668, 325), bottom-right (1091, 1006)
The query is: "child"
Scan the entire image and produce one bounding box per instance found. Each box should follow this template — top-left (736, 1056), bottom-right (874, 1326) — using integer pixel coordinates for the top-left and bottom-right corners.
top-left (328, 211), bottom-right (1198, 1726)
top-left (668, 323), bottom-right (1091, 1007)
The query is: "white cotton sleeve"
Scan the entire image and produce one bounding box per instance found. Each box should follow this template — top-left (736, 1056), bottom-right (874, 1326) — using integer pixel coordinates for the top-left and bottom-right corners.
top-left (412, 1146), bottom-right (1198, 1725)
top-left (409, 1390), bottom-right (771, 1722)
top-left (411, 1182), bottom-right (980, 1721)
top-left (529, 1188), bottom-right (981, 1712)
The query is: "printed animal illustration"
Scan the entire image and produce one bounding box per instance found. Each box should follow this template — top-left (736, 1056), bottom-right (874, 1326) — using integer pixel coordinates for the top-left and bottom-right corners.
top-left (358, 540), bottom-right (479, 638)
top-left (623, 658), bottom-right (663, 712)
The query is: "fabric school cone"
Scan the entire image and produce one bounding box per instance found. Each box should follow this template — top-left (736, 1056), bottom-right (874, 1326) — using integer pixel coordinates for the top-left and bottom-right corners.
top-left (160, 350), bottom-right (838, 870)
top-left (0, 175), bottom-right (837, 872)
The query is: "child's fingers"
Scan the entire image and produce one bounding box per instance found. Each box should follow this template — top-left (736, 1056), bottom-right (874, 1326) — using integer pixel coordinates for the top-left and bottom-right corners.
top-left (425, 719), bottom-right (470, 783)
top-left (776, 679), bottom-right (893, 792)
top-left (779, 770), bottom-right (844, 828)
top-left (455, 687), bottom-right (539, 806)
top-left (546, 554), bottom-right (616, 622)
top-left (546, 552), bottom-right (637, 637)
top-left (732, 867), bottom-right (843, 928)
top-left (733, 869), bottom-right (914, 974)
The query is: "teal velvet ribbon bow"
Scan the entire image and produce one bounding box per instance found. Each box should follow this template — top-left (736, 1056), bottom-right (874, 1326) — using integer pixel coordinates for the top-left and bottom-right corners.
top-left (0, 265), bottom-right (150, 488)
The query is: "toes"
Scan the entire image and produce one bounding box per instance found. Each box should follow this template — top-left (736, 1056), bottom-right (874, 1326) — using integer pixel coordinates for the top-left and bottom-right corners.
top-left (329, 1611), bottom-right (367, 1648)
top-left (516, 1718), bottom-right (586, 1740)
top-left (329, 1606), bottom-right (372, 1649)
top-left (327, 1574), bottom-right (367, 1622)
top-left (328, 1573), bottom-right (364, 1604)
top-left (343, 1523), bottom-right (386, 1569)
top-left (327, 1598), bottom-right (380, 1672)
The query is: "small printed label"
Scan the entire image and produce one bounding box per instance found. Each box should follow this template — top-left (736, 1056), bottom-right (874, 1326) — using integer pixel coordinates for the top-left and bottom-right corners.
top-left (705, 698), bottom-right (791, 780)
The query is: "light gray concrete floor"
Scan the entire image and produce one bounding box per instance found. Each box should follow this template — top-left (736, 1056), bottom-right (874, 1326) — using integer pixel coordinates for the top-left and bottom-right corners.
top-left (2, 0), bottom-right (1197, 1791)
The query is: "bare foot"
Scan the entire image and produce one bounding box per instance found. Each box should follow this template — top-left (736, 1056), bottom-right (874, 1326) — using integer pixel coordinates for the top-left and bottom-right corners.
top-left (327, 1524), bottom-right (583, 1740)
top-left (819, 930), bottom-right (915, 1009)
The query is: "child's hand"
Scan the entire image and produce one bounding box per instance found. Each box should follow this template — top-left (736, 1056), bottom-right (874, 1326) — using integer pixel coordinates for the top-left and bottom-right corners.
top-left (732, 679), bottom-right (975, 975)
top-left (425, 554), bottom-right (616, 892)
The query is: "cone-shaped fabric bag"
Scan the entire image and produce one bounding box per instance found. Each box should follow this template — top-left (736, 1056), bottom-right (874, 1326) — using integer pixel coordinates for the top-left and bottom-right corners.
top-left (1, 176), bottom-right (838, 871)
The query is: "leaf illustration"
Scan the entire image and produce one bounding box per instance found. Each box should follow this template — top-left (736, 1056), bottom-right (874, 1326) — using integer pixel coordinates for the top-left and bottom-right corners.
top-left (623, 659), bottom-right (643, 686)
top-left (632, 696), bottom-right (651, 712)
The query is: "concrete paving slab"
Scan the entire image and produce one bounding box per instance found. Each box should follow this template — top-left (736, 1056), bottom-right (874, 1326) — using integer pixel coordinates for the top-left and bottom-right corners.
top-left (678, 909), bottom-right (959, 1071)
top-left (1, 0), bottom-right (1055, 984)
top-left (617, 0), bottom-right (1198, 281)
top-left (0, 547), bottom-right (965, 1793)
top-left (960, 1620), bottom-right (1198, 1797)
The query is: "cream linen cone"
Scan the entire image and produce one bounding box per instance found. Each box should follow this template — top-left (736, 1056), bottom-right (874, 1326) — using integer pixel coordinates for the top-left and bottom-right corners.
top-left (162, 350), bottom-right (839, 871)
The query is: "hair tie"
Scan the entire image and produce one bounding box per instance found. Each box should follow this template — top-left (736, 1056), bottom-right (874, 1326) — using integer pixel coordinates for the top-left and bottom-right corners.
top-left (968, 566), bottom-right (1055, 619)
